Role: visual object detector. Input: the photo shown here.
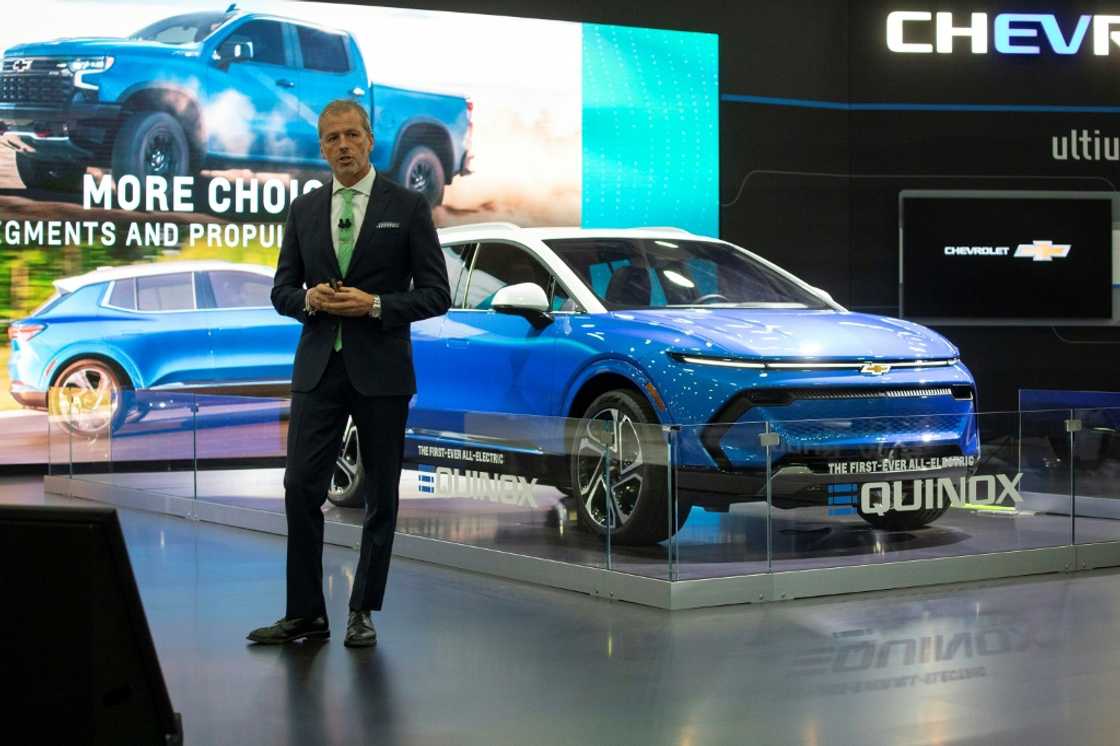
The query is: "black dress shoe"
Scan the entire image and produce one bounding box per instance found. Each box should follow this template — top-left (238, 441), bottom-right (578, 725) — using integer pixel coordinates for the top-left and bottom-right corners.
top-left (344, 610), bottom-right (377, 648)
top-left (247, 616), bottom-right (329, 644)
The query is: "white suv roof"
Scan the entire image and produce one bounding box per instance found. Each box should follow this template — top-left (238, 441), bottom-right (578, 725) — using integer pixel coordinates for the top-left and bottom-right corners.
top-left (55, 261), bottom-right (274, 293)
top-left (436, 223), bottom-right (713, 243)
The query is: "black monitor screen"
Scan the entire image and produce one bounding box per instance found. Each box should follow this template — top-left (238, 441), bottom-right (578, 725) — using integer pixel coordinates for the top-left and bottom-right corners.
top-left (901, 196), bottom-right (1113, 320)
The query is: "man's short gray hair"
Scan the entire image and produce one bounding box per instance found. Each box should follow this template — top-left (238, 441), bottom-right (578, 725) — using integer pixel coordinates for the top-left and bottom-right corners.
top-left (318, 99), bottom-right (372, 138)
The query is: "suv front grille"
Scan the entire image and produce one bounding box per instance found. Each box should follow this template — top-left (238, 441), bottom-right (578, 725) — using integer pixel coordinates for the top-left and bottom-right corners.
top-left (792, 387), bottom-right (955, 401)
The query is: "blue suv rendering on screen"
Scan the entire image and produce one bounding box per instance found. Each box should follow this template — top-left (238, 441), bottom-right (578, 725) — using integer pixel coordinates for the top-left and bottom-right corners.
top-left (8, 225), bottom-right (979, 544)
top-left (0, 8), bottom-right (472, 205)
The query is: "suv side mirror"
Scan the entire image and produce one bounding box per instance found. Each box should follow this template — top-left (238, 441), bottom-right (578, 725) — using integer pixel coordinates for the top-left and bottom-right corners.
top-left (214, 39), bottom-right (254, 66)
top-left (491, 282), bottom-right (552, 327)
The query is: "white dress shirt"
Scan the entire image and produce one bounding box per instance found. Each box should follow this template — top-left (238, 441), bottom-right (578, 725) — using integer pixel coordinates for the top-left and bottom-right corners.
top-left (330, 166), bottom-right (376, 257)
top-left (305, 166), bottom-right (376, 314)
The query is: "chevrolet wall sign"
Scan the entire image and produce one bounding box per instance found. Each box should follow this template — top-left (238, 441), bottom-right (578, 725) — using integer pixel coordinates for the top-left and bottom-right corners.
top-left (861, 363), bottom-right (892, 375)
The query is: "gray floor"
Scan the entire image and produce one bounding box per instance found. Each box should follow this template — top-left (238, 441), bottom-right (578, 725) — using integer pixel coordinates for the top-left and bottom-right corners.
top-left (5, 475), bottom-right (1120, 745)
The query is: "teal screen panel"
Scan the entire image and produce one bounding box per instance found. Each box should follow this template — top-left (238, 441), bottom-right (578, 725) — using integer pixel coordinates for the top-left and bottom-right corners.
top-left (581, 24), bottom-right (719, 236)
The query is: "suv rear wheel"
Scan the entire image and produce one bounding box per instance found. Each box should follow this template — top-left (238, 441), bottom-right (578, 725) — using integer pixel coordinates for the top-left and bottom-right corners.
top-left (49, 358), bottom-right (131, 436)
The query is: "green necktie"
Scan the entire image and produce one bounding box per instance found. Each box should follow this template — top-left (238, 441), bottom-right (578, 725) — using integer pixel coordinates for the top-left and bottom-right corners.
top-left (334, 188), bottom-right (356, 351)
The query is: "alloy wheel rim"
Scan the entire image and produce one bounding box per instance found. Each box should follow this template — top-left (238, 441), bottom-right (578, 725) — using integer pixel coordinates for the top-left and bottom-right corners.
top-left (145, 130), bottom-right (176, 176)
top-left (574, 407), bottom-right (644, 531)
top-left (330, 419), bottom-right (361, 499)
top-left (56, 365), bottom-right (117, 434)
top-left (408, 161), bottom-right (432, 193)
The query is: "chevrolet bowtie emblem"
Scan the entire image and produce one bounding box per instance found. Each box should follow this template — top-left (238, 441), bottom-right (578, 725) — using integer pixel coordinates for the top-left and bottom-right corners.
top-left (1013, 240), bottom-right (1071, 262)
top-left (860, 363), bottom-right (891, 375)
top-left (10, 58), bottom-right (32, 73)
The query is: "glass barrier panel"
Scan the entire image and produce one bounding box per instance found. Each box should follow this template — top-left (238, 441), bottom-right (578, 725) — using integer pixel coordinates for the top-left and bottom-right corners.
top-left (1, 409), bottom-right (47, 469)
top-left (764, 409), bottom-right (1072, 574)
top-left (669, 420), bottom-right (773, 581)
top-left (46, 388), bottom-right (73, 478)
top-left (373, 409), bottom-right (626, 574)
top-left (45, 383), bottom-right (113, 478)
top-left (192, 394), bottom-right (289, 514)
top-left (64, 389), bottom-right (200, 501)
top-left (1072, 406), bottom-right (1120, 545)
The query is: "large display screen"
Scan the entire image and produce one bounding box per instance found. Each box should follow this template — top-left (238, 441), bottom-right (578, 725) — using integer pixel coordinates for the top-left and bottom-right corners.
top-left (0, 0), bottom-right (718, 423)
top-left (900, 194), bottom-right (1114, 321)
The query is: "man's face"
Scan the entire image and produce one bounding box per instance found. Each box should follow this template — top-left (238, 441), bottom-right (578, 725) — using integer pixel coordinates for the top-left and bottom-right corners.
top-left (319, 109), bottom-right (373, 184)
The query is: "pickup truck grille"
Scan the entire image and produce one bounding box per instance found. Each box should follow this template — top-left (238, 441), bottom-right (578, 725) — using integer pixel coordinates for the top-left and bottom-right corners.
top-left (0, 58), bottom-right (74, 106)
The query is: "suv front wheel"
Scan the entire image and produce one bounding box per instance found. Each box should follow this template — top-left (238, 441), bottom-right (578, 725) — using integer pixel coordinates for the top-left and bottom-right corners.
top-left (570, 389), bottom-right (688, 545)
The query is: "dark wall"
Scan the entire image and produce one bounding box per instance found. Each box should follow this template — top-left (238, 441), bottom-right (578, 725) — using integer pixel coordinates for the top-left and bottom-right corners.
top-left (846, 0), bottom-right (1120, 409)
top-left (341, 0), bottom-right (1120, 410)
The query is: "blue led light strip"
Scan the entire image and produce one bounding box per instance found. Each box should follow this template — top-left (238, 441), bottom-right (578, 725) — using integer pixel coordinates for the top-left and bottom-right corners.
top-left (722, 94), bottom-right (1120, 113)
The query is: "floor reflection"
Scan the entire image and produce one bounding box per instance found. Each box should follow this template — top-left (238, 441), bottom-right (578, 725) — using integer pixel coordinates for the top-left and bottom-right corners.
top-left (67, 466), bottom-right (1120, 582)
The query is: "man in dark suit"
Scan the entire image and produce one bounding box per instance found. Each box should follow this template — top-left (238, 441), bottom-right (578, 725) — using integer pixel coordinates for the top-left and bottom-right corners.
top-left (248, 99), bottom-right (450, 647)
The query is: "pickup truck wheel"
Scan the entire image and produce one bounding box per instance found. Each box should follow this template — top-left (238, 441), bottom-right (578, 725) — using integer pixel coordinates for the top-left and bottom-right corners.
top-left (396, 145), bottom-right (445, 207)
top-left (15, 155), bottom-right (85, 192)
top-left (112, 111), bottom-right (190, 185)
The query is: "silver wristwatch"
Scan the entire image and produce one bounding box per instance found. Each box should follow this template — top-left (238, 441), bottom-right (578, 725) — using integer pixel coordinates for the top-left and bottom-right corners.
top-left (368, 294), bottom-right (381, 319)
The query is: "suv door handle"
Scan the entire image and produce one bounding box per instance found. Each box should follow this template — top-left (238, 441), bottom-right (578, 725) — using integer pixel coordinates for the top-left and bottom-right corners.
top-left (275, 79), bottom-right (295, 88)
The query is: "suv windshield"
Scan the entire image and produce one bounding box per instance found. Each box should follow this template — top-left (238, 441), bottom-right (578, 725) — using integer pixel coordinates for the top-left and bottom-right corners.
top-left (545, 238), bottom-right (831, 310)
top-left (131, 12), bottom-right (231, 44)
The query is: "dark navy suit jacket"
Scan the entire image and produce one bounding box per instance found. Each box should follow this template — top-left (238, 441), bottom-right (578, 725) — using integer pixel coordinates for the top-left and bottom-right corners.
top-left (271, 176), bottom-right (451, 396)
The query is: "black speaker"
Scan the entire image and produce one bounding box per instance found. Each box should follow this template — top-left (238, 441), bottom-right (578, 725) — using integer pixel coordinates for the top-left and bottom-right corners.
top-left (0, 505), bottom-right (183, 745)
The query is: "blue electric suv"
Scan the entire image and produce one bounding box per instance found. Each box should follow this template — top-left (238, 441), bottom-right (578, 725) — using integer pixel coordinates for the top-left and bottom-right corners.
top-left (8, 224), bottom-right (979, 543)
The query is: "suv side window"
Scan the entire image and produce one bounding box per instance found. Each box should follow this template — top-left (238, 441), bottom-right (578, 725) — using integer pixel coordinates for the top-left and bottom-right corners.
top-left (227, 20), bottom-right (286, 67)
top-left (208, 271), bottom-right (273, 308)
top-left (462, 242), bottom-right (573, 312)
top-left (137, 273), bottom-right (195, 312)
top-left (297, 26), bottom-right (350, 73)
top-left (107, 278), bottom-right (137, 310)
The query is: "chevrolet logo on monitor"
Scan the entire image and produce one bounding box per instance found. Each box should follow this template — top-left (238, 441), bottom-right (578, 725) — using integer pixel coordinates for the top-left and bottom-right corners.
top-left (1013, 240), bottom-right (1071, 262)
top-left (860, 363), bottom-right (891, 375)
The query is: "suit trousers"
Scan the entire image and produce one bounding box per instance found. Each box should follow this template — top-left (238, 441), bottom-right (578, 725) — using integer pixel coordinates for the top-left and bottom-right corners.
top-left (284, 350), bottom-right (410, 619)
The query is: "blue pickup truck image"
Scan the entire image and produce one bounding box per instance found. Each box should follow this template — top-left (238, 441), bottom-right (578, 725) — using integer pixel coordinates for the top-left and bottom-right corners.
top-left (0, 8), bottom-right (473, 205)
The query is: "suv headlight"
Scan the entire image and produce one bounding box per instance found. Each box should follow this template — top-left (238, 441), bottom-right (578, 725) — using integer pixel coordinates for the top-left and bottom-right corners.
top-left (69, 56), bottom-right (114, 91)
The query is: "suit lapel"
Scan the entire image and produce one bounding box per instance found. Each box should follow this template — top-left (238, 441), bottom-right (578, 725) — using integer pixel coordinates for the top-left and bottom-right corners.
top-left (345, 177), bottom-right (393, 280)
top-left (315, 185), bottom-right (343, 279)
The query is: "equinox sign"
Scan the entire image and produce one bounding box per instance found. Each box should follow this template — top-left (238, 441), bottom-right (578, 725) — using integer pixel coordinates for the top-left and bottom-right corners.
top-left (861, 474), bottom-right (1024, 516)
top-left (886, 11), bottom-right (1120, 55)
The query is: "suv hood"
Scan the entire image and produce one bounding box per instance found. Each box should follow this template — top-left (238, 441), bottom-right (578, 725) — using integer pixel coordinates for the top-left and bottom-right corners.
top-left (613, 308), bottom-right (958, 361)
top-left (4, 38), bottom-right (192, 57)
